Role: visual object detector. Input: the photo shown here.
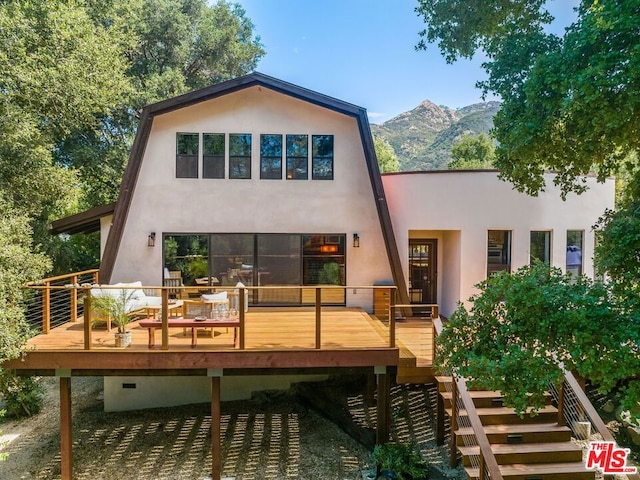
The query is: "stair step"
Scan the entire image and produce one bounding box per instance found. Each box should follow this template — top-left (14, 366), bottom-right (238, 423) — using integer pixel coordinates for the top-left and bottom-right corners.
top-left (441, 390), bottom-right (504, 408)
top-left (448, 405), bottom-right (558, 425)
top-left (465, 462), bottom-right (594, 480)
top-left (458, 442), bottom-right (584, 466)
top-left (455, 423), bottom-right (573, 445)
top-left (435, 376), bottom-right (452, 392)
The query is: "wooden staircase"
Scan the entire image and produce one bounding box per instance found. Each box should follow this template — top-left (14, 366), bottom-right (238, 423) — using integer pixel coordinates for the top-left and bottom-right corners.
top-left (437, 376), bottom-right (594, 480)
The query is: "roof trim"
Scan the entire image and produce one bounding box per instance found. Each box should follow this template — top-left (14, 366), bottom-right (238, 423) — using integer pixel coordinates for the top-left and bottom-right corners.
top-left (99, 72), bottom-right (409, 303)
top-left (50, 203), bottom-right (116, 235)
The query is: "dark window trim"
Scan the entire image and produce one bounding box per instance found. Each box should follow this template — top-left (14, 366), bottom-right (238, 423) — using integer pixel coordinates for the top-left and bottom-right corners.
top-left (229, 133), bottom-right (252, 179)
top-left (176, 132), bottom-right (199, 178)
top-left (260, 134), bottom-right (283, 180)
top-left (312, 134), bottom-right (334, 180)
top-left (203, 133), bottom-right (226, 179)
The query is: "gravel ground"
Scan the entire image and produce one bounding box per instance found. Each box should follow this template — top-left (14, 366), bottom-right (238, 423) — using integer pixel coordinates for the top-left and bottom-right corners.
top-left (0, 377), bottom-right (462, 480)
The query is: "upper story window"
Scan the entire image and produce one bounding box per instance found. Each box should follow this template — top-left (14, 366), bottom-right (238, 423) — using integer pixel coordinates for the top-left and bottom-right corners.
top-left (530, 231), bottom-right (551, 265)
top-left (203, 134), bottom-right (225, 179)
top-left (312, 135), bottom-right (334, 180)
top-left (286, 134), bottom-right (308, 180)
top-left (487, 230), bottom-right (511, 276)
top-left (229, 134), bottom-right (251, 179)
top-left (260, 134), bottom-right (282, 179)
top-left (176, 133), bottom-right (199, 178)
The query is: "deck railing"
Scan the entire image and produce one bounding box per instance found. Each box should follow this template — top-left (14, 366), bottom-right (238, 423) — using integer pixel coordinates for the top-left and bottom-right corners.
top-left (25, 269), bottom-right (99, 333)
top-left (550, 366), bottom-right (640, 480)
top-left (433, 317), bottom-right (503, 480)
top-left (23, 277), bottom-right (403, 352)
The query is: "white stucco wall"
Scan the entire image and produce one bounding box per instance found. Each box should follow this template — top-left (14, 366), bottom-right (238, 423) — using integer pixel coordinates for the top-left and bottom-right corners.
top-left (110, 86), bottom-right (392, 309)
top-left (104, 374), bottom-right (328, 412)
top-left (383, 171), bottom-right (615, 316)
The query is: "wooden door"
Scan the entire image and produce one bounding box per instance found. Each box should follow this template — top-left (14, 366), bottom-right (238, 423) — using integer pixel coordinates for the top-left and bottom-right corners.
top-left (409, 239), bottom-right (437, 306)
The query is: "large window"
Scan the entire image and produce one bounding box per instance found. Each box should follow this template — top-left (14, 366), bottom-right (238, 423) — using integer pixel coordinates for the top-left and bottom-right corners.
top-left (487, 230), bottom-right (511, 275)
top-left (566, 230), bottom-right (583, 276)
top-left (530, 231), bottom-right (551, 265)
top-left (203, 133), bottom-right (225, 179)
top-left (260, 134), bottom-right (282, 179)
top-left (163, 233), bottom-right (346, 305)
top-left (286, 134), bottom-right (308, 179)
top-left (312, 135), bottom-right (334, 180)
top-left (176, 133), bottom-right (199, 178)
top-left (229, 134), bottom-right (251, 179)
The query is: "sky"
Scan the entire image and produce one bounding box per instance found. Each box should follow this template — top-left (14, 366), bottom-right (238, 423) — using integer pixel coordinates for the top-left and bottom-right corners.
top-left (234, 0), bottom-right (579, 124)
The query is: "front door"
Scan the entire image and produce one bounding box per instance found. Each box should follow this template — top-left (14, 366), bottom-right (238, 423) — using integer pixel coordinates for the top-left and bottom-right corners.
top-left (409, 239), bottom-right (437, 307)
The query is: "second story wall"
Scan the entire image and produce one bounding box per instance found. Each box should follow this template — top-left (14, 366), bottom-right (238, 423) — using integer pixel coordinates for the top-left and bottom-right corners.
top-left (110, 85), bottom-right (392, 305)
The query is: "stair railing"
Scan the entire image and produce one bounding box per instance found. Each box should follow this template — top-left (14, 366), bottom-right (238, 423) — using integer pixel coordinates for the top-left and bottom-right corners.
top-left (550, 366), bottom-right (640, 480)
top-left (433, 317), bottom-right (503, 480)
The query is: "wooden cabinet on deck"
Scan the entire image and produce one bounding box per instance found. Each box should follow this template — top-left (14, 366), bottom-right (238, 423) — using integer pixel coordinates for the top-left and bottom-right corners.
top-left (373, 288), bottom-right (391, 321)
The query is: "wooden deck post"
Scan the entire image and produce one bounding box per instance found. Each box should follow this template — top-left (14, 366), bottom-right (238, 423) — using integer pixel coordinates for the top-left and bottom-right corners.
top-left (209, 369), bottom-right (222, 480)
top-left (161, 289), bottom-right (169, 350)
top-left (43, 281), bottom-right (51, 334)
top-left (557, 381), bottom-right (567, 426)
top-left (375, 366), bottom-right (391, 444)
top-left (58, 372), bottom-right (73, 480)
top-left (239, 288), bottom-right (246, 349)
top-left (315, 287), bottom-right (322, 349)
top-left (389, 289), bottom-right (396, 348)
top-left (83, 287), bottom-right (92, 350)
top-left (365, 371), bottom-right (376, 407)
top-left (70, 276), bottom-right (78, 322)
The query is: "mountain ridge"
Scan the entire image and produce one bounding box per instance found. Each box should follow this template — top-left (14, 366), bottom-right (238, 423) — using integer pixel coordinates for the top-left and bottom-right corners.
top-left (371, 100), bottom-right (500, 171)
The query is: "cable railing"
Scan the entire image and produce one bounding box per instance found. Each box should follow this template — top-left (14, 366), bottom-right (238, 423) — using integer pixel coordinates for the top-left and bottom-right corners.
top-left (433, 317), bottom-right (503, 480)
top-left (24, 269), bottom-right (99, 333)
top-left (22, 276), bottom-right (403, 352)
top-left (550, 366), bottom-right (640, 480)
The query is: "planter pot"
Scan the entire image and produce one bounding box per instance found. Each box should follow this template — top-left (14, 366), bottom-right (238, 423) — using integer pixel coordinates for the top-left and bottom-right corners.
top-left (115, 331), bottom-right (132, 348)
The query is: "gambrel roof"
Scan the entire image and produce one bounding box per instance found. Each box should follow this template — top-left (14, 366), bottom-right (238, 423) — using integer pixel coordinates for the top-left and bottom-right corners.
top-left (97, 72), bottom-right (408, 302)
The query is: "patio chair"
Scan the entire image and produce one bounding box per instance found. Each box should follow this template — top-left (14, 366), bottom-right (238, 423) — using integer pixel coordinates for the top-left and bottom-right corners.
top-left (163, 269), bottom-right (184, 298)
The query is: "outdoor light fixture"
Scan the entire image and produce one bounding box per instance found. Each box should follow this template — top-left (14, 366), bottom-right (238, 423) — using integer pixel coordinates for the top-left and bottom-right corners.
top-left (148, 232), bottom-right (156, 247)
top-left (353, 233), bottom-right (360, 248)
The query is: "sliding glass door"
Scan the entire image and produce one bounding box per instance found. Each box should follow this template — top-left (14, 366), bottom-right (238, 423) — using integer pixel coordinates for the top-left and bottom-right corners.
top-left (163, 233), bottom-right (346, 305)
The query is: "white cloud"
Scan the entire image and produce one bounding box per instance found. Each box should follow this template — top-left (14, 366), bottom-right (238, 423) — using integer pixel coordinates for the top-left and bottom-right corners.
top-left (367, 112), bottom-right (385, 119)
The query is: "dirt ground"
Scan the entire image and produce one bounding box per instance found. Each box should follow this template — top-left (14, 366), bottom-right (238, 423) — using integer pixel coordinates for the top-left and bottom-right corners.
top-left (0, 377), bottom-right (463, 480)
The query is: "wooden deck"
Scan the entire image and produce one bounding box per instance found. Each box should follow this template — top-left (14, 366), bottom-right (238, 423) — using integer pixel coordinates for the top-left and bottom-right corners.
top-left (15, 307), bottom-right (434, 378)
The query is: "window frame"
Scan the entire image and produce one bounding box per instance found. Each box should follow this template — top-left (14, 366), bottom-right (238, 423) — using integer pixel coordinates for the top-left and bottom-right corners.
top-left (176, 132), bottom-right (199, 178)
top-left (286, 134), bottom-right (309, 180)
top-left (229, 133), bottom-right (252, 179)
top-left (312, 135), bottom-right (334, 180)
top-left (202, 133), bottom-right (225, 179)
top-left (530, 230), bottom-right (552, 265)
top-left (260, 134), bottom-right (283, 180)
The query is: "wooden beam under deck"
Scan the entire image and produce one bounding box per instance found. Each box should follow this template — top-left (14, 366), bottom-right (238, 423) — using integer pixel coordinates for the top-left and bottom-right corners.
top-left (5, 348), bottom-right (399, 372)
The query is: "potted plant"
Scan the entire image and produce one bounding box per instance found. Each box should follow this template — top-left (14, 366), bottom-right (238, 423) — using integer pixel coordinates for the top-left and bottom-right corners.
top-left (371, 442), bottom-right (428, 480)
top-left (91, 289), bottom-right (135, 347)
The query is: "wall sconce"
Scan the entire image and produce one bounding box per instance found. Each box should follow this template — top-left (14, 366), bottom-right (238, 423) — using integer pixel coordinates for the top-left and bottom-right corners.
top-left (148, 232), bottom-right (156, 247)
top-left (353, 233), bottom-right (360, 248)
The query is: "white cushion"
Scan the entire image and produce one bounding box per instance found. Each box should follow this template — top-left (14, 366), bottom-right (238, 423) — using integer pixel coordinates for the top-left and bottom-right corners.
top-left (201, 291), bottom-right (228, 302)
top-left (113, 281), bottom-right (146, 300)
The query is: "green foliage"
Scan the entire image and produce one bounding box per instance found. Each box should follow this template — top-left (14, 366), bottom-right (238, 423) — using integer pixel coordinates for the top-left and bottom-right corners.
top-left (0, 195), bottom-right (50, 418)
top-left (416, 0), bottom-right (640, 197)
top-left (437, 263), bottom-right (640, 416)
top-left (0, 374), bottom-right (44, 418)
top-left (371, 442), bottom-right (428, 480)
top-left (318, 262), bottom-right (341, 285)
top-left (373, 136), bottom-right (400, 173)
top-left (91, 290), bottom-right (136, 334)
top-left (448, 133), bottom-right (496, 170)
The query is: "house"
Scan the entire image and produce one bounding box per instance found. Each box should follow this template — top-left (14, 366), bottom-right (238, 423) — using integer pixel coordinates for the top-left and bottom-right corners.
top-left (48, 72), bottom-right (615, 411)
top-left (20, 73), bottom-right (615, 479)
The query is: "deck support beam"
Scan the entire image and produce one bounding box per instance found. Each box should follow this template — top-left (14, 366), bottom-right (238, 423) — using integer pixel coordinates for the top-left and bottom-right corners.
top-left (209, 369), bottom-right (222, 480)
top-left (375, 366), bottom-right (391, 444)
top-left (58, 372), bottom-right (73, 480)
